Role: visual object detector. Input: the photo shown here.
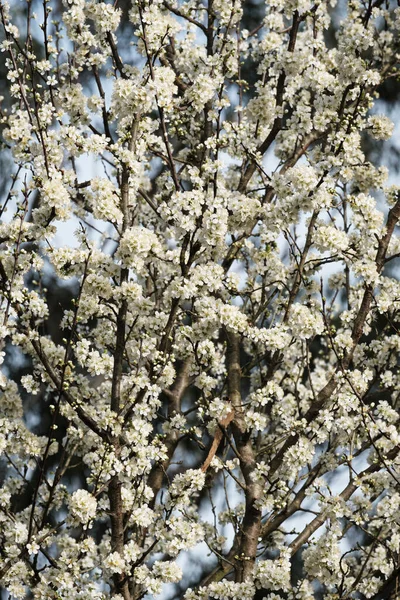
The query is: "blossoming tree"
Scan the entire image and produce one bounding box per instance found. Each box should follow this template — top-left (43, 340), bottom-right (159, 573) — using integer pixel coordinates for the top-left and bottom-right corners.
top-left (1, 0), bottom-right (400, 598)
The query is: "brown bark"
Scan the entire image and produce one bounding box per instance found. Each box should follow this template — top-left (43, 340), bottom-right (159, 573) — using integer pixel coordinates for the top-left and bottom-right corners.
top-left (147, 359), bottom-right (191, 506)
top-left (201, 410), bottom-right (235, 472)
top-left (226, 331), bottom-right (263, 582)
top-left (108, 167), bottom-right (131, 600)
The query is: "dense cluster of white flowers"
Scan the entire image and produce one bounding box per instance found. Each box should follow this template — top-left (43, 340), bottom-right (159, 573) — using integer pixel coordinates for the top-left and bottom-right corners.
top-left (68, 489), bottom-right (98, 525)
top-left (0, 0), bottom-right (400, 598)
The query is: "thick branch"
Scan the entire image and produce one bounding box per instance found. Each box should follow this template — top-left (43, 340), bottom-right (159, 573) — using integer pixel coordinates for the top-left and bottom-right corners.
top-left (108, 167), bottom-right (131, 600)
top-left (226, 331), bottom-right (262, 582)
top-left (147, 359), bottom-right (191, 507)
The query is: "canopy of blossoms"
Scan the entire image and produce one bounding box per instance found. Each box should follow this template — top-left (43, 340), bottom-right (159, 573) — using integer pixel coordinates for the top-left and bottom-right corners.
top-left (0, 0), bottom-right (400, 598)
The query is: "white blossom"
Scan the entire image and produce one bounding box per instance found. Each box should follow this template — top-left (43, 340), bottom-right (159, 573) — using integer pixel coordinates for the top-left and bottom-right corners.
top-left (69, 489), bottom-right (97, 524)
top-left (368, 114), bottom-right (394, 140)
